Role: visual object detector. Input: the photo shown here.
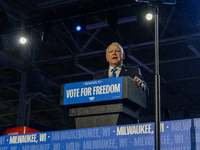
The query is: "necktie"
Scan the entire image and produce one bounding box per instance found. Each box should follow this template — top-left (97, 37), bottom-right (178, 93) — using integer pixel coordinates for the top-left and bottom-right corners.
top-left (110, 68), bottom-right (118, 78)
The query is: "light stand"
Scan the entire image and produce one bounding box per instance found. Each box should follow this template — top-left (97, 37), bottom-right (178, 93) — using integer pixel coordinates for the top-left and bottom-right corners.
top-left (135, 1), bottom-right (176, 150)
top-left (154, 5), bottom-right (161, 150)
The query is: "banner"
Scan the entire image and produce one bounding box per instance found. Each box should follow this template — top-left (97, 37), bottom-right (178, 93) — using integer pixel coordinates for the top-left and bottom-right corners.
top-left (3, 126), bottom-right (41, 136)
top-left (0, 118), bottom-right (200, 149)
top-left (61, 77), bottom-right (123, 105)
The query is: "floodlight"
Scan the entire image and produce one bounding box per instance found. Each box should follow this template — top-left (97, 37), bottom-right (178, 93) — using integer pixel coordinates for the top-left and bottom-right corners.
top-left (19, 37), bottom-right (27, 44)
top-left (146, 13), bottom-right (153, 20)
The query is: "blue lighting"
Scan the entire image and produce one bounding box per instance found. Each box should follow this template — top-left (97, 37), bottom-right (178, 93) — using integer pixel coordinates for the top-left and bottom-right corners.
top-left (76, 25), bottom-right (81, 31)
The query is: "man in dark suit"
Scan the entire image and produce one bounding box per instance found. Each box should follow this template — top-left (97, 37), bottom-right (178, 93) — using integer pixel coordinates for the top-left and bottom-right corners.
top-left (94, 42), bottom-right (148, 93)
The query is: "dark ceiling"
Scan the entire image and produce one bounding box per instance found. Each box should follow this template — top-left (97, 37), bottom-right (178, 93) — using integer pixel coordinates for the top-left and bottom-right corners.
top-left (0, 0), bottom-right (200, 132)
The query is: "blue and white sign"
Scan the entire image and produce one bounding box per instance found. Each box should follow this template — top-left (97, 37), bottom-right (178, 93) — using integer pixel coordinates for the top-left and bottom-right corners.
top-left (62, 77), bottom-right (123, 105)
top-left (0, 118), bottom-right (200, 149)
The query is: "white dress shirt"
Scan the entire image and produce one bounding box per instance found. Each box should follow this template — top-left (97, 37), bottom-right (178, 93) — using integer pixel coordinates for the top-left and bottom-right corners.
top-left (108, 64), bottom-right (122, 78)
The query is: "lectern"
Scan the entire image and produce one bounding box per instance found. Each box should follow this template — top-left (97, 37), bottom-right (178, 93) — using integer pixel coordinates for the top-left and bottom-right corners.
top-left (60, 76), bottom-right (146, 129)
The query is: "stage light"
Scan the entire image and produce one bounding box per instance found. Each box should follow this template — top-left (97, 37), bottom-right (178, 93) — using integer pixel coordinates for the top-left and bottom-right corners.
top-left (75, 18), bottom-right (86, 32)
top-left (19, 37), bottom-right (27, 44)
top-left (75, 21), bottom-right (86, 32)
top-left (76, 25), bottom-right (82, 31)
top-left (146, 13), bottom-right (153, 20)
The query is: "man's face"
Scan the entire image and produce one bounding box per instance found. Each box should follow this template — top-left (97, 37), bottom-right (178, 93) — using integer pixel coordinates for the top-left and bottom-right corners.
top-left (106, 43), bottom-right (124, 67)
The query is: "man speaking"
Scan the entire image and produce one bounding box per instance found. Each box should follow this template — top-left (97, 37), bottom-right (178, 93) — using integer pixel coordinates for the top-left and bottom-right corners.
top-left (94, 42), bottom-right (148, 94)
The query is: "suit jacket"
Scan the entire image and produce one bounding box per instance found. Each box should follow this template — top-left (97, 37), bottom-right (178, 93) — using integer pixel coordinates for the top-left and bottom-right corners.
top-left (94, 65), bottom-right (148, 94)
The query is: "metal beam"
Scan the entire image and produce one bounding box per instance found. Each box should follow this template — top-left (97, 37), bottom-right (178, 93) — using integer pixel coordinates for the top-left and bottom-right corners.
top-left (37, 0), bottom-right (78, 8)
top-left (127, 54), bottom-right (154, 74)
top-left (188, 45), bottom-right (200, 58)
top-left (34, 32), bottom-right (200, 65)
top-left (53, 29), bottom-right (74, 55)
top-left (74, 61), bottom-right (94, 75)
top-left (0, 50), bottom-right (28, 72)
top-left (62, 22), bottom-right (81, 52)
top-left (80, 27), bottom-right (102, 53)
top-left (86, 16), bottom-right (137, 30)
top-left (160, 6), bottom-right (176, 38)
top-left (17, 72), bottom-right (27, 127)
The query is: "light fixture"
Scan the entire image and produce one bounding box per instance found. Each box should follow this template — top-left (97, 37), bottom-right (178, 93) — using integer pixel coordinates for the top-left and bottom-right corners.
top-left (75, 19), bottom-right (86, 32)
top-left (75, 25), bottom-right (82, 31)
top-left (19, 37), bottom-right (27, 44)
top-left (146, 13), bottom-right (153, 20)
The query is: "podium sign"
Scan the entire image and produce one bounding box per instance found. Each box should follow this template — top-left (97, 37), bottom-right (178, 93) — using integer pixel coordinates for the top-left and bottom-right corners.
top-left (61, 77), bottom-right (123, 105)
top-left (61, 76), bottom-right (146, 128)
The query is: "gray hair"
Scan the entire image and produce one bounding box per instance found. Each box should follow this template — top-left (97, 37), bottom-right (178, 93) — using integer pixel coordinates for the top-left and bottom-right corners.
top-left (106, 42), bottom-right (124, 54)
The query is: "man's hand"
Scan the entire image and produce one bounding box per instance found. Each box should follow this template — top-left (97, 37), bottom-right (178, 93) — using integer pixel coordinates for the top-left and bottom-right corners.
top-left (134, 76), bottom-right (143, 87)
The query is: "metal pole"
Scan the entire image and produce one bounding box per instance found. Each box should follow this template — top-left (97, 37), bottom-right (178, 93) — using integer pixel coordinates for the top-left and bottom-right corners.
top-left (17, 71), bottom-right (27, 127)
top-left (155, 5), bottom-right (161, 150)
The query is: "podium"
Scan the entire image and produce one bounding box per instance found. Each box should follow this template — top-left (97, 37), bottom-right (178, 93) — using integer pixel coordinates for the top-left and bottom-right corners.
top-left (60, 76), bottom-right (146, 129)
